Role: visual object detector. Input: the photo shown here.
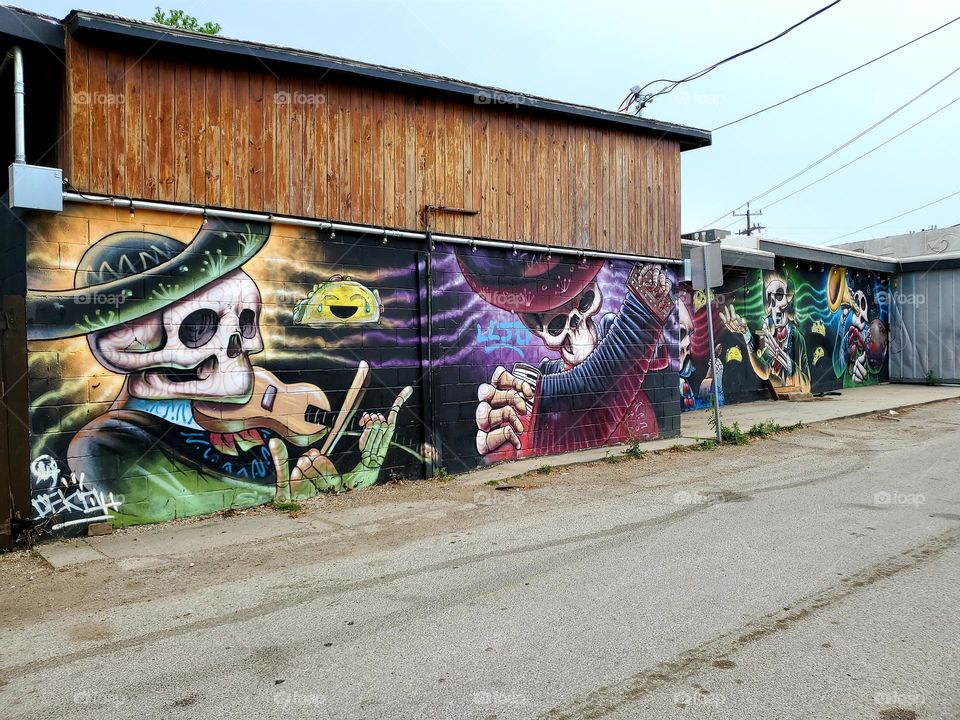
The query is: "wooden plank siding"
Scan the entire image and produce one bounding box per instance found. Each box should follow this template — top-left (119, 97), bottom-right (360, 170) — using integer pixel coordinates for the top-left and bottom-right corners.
top-left (64, 39), bottom-right (681, 258)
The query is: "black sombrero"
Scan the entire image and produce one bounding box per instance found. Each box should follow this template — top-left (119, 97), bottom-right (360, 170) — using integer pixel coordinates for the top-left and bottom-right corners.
top-left (26, 218), bottom-right (270, 341)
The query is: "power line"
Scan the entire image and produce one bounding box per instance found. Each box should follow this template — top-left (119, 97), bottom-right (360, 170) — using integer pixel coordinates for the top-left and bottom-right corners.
top-left (619, 1), bottom-right (843, 115)
top-left (712, 14), bottom-right (960, 131)
top-left (827, 189), bottom-right (960, 243)
top-left (693, 62), bottom-right (960, 231)
top-left (763, 92), bottom-right (960, 210)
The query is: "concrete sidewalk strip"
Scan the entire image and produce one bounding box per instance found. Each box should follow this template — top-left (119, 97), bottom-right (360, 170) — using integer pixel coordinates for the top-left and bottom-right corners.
top-left (461, 435), bottom-right (698, 485)
top-left (679, 384), bottom-right (960, 440)
top-left (36, 540), bottom-right (105, 569)
top-left (30, 384), bottom-right (960, 569)
top-left (466, 384), bottom-right (960, 483)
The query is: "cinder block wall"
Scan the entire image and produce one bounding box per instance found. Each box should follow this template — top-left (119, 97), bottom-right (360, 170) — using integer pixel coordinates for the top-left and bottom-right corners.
top-left (22, 203), bottom-right (681, 536)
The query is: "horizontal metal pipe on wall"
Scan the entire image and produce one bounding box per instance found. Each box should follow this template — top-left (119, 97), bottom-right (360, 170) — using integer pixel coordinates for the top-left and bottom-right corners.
top-left (60, 192), bottom-right (683, 266)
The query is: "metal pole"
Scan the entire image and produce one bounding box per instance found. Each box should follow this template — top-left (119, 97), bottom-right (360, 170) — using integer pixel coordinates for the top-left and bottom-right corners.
top-left (10, 46), bottom-right (25, 164)
top-left (703, 286), bottom-right (722, 442)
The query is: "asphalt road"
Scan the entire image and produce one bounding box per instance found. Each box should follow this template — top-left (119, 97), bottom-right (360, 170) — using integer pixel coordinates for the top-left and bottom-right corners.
top-left (3, 400), bottom-right (960, 720)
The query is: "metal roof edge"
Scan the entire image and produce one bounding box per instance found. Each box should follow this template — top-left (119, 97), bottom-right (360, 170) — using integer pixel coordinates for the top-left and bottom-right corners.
top-left (898, 252), bottom-right (960, 272)
top-left (758, 238), bottom-right (899, 273)
top-left (0, 4), bottom-right (65, 48)
top-left (63, 9), bottom-right (711, 149)
top-left (681, 239), bottom-right (775, 270)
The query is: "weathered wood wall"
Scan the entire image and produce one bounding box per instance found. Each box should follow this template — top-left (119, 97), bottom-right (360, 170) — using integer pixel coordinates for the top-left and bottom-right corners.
top-left (64, 37), bottom-right (681, 258)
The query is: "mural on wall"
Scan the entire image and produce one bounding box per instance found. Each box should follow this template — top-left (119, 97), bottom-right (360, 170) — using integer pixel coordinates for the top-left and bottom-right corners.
top-left (719, 269), bottom-right (812, 394)
top-left (26, 212), bottom-right (429, 532)
top-left (677, 260), bottom-right (890, 410)
top-left (25, 207), bottom-right (682, 534)
top-left (677, 288), bottom-right (723, 411)
top-left (441, 248), bottom-right (678, 464)
top-left (25, 205), bottom-right (890, 534)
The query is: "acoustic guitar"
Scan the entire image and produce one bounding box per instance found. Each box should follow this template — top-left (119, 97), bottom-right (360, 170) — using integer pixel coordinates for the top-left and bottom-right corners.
top-left (193, 362), bottom-right (369, 450)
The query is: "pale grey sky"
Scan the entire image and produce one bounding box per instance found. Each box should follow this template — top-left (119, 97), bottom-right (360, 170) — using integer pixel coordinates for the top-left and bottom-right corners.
top-left (21, 0), bottom-right (960, 245)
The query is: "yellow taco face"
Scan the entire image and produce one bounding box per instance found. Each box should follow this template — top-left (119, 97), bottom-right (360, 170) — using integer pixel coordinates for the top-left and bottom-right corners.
top-left (725, 346), bottom-right (743, 363)
top-left (293, 276), bottom-right (383, 325)
top-left (813, 346), bottom-right (825, 365)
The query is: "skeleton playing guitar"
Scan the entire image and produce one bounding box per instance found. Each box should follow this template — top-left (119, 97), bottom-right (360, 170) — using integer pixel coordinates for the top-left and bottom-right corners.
top-left (193, 362), bottom-right (369, 451)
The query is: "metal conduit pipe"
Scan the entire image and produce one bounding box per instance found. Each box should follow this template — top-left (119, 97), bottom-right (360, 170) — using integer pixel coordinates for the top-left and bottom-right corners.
top-left (2, 45), bottom-right (26, 164)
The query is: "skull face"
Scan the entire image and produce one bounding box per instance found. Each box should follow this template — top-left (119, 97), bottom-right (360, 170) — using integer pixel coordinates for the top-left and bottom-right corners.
top-left (521, 281), bottom-right (602, 367)
top-left (89, 270), bottom-right (263, 402)
top-left (678, 301), bottom-right (694, 379)
top-left (850, 289), bottom-right (868, 330)
top-left (765, 278), bottom-right (790, 328)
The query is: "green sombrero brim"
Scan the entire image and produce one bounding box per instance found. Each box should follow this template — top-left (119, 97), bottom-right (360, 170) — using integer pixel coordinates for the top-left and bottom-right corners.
top-left (26, 218), bottom-right (271, 341)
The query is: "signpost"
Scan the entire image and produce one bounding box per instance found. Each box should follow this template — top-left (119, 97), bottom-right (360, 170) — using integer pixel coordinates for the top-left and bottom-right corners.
top-left (689, 243), bottom-right (723, 442)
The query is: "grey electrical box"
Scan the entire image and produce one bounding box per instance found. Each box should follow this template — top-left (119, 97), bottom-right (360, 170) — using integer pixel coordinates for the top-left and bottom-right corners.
top-left (8, 163), bottom-right (63, 212)
top-left (690, 242), bottom-right (723, 290)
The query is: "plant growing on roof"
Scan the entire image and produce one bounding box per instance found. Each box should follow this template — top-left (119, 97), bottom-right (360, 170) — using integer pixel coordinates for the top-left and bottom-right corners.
top-left (151, 7), bottom-right (221, 34)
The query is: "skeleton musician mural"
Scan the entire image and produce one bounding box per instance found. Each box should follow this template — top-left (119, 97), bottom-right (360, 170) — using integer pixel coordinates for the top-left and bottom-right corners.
top-left (27, 219), bottom-right (414, 529)
top-left (453, 248), bottom-right (676, 462)
top-left (677, 262), bottom-right (890, 407)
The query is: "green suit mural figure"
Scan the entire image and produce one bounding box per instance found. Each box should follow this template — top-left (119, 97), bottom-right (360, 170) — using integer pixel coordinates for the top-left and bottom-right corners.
top-left (718, 272), bottom-right (812, 394)
top-left (27, 219), bottom-right (411, 527)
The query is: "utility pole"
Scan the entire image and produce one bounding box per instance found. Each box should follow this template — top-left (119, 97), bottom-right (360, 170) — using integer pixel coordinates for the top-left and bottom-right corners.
top-left (733, 202), bottom-right (765, 236)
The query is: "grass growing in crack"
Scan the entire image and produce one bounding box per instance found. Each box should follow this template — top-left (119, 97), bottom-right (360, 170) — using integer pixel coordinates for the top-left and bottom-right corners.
top-left (720, 422), bottom-right (750, 445)
top-left (485, 479), bottom-right (501, 486)
top-left (536, 465), bottom-right (554, 475)
top-left (433, 466), bottom-right (452, 481)
top-left (624, 440), bottom-right (647, 460)
top-left (603, 454), bottom-right (625, 464)
top-left (269, 500), bottom-right (302, 514)
top-left (747, 420), bottom-right (798, 438)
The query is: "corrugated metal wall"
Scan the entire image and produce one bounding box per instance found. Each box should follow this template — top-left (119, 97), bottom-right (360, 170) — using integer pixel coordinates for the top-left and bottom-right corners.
top-left (891, 269), bottom-right (960, 383)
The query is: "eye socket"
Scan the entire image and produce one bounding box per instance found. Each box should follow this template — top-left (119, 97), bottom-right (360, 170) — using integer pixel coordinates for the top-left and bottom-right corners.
top-left (577, 290), bottom-right (596, 313)
top-left (679, 327), bottom-right (688, 342)
top-left (546, 315), bottom-right (567, 337)
top-left (179, 309), bottom-right (219, 349)
top-left (239, 309), bottom-right (257, 339)
top-left (521, 313), bottom-right (543, 331)
top-left (775, 289), bottom-right (785, 302)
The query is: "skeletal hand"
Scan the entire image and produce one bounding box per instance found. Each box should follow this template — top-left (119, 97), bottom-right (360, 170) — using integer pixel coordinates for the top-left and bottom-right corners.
top-left (269, 439), bottom-right (338, 499)
top-left (851, 352), bottom-right (867, 383)
top-left (719, 305), bottom-right (748, 337)
top-left (713, 356), bottom-right (724, 386)
top-left (762, 327), bottom-right (792, 375)
top-left (476, 365), bottom-right (534, 456)
top-left (629, 264), bottom-right (674, 323)
top-left (358, 386), bottom-right (414, 470)
top-left (268, 385), bottom-right (412, 497)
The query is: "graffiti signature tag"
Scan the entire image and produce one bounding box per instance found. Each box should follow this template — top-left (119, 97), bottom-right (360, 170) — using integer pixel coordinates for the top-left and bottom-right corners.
top-left (476, 320), bottom-right (535, 357)
top-left (31, 455), bottom-right (121, 530)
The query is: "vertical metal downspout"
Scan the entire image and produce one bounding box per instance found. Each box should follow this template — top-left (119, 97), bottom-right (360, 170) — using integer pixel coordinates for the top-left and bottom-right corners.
top-left (10, 45), bottom-right (25, 164)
